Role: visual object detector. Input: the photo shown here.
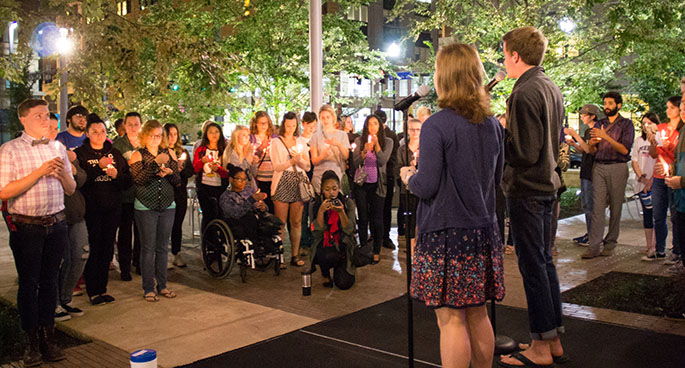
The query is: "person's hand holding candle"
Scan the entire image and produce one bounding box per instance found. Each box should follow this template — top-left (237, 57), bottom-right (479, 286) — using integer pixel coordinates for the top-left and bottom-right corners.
top-left (666, 176), bottom-right (682, 189)
top-left (99, 156), bottom-right (113, 170)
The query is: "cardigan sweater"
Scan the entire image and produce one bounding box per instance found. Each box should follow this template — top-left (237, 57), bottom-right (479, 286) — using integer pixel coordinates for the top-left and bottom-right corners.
top-left (408, 109), bottom-right (503, 235)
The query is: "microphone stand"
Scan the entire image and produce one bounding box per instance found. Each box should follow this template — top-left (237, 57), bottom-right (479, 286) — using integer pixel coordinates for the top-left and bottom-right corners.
top-left (488, 82), bottom-right (517, 356)
top-left (401, 108), bottom-right (414, 368)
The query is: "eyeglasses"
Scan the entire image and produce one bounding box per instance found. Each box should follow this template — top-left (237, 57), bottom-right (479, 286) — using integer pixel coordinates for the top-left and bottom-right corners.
top-left (232, 177), bottom-right (248, 182)
top-left (150, 134), bottom-right (163, 139)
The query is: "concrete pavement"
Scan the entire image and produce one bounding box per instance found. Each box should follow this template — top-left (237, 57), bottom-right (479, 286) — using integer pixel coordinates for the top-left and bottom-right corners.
top-left (2, 200), bottom-right (685, 367)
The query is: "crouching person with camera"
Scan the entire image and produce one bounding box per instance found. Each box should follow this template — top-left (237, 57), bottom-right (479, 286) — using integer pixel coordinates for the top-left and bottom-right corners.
top-left (309, 170), bottom-right (357, 290)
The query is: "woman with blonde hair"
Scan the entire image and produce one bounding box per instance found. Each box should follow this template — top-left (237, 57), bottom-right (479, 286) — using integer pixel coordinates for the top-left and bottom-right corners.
top-left (249, 111), bottom-right (278, 212)
top-left (402, 43), bottom-right (504, 368)
top-left (309, 105), bottom-right (350, 193)
top-left (130, 120), bottom-right (181, 302)
top-left (223, 125), bottom-right (257, 196)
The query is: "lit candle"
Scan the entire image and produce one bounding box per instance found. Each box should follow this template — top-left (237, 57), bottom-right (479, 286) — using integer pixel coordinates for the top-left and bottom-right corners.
top-left (565, 134), bottom-right (572, 141)
top-left (368, 135), bottom-right (373, 143)
top-left (179, 152), bottom-right (187, 161)
top-left (661, 130), bottom-right (668, 140)
top-left (664, 162), bottom-right (670, 177)
top-left (351, 143), bottom-right (357, 150)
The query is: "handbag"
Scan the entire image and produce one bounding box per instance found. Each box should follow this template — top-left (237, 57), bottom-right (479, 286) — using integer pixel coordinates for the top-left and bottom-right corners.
top-left (352, 241), bottom-right (373, 267)
top-left (278, 137), bottom-right (315, 201)
top-left (353, 165), bottom-right (367, 186)
top-left (298, 175), bottom-right (315, 202)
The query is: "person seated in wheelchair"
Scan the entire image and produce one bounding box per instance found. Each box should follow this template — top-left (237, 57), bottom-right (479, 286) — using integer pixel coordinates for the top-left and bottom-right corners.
top-left (219, 164), bottom-right (283, 253)
top-left (309, 170), bottom-right (356, 290)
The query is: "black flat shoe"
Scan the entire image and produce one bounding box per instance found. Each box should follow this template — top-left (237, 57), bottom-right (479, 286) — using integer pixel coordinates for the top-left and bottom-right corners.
top-left (89, 295), bottom-right (106, 306)
top-left (120, 272), bottom-right (132, 281)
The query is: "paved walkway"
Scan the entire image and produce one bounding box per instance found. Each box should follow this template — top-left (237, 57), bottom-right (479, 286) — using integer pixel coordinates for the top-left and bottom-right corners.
top-left (2, 201), bottom-right (684, 367)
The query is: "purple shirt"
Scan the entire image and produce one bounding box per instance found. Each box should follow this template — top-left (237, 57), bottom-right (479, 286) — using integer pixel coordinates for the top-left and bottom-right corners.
top-left (594, 116), bottom-right (635, 163)
top-left (362, 151), bottom-right (378, 183)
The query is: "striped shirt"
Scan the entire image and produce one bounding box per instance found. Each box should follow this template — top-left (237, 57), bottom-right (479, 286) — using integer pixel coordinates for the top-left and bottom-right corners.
top-left (0, 132), bottom-right (72, 216)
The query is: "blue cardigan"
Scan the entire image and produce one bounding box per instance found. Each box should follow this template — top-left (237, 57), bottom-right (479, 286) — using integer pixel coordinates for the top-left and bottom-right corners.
top-left (408, 109), bottom-right (504, 235)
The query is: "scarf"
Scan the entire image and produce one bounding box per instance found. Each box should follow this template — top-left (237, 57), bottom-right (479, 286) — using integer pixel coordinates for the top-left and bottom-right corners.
top-left (323, 210), bottom-right (340, 248)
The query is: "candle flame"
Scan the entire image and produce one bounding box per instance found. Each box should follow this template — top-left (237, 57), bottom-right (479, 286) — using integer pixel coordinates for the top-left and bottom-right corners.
top-left (179, 152), bottom-right (187, 160)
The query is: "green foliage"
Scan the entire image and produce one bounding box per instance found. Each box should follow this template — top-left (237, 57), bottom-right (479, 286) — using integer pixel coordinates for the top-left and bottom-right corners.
top-left (559, 187), bottom-right (583, 219)
top-left (42, 0), bottom-right (391, 134)
top-left (391, 0), bottom-right (685, 116)
top-left (6, 49), bottom-right (40, 137)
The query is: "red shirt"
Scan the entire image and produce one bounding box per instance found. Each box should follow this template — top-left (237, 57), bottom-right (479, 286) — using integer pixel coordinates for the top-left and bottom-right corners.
top-left (654, 123), bottom-right (679, 179)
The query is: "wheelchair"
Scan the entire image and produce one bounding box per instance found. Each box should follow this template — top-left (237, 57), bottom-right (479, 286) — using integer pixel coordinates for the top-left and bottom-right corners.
top-left (200, 207), bottom-right (284, 282)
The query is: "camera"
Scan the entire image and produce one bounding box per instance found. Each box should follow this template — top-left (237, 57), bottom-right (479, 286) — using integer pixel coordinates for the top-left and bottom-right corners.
top-left (330, 198), bottom-right (342, 207)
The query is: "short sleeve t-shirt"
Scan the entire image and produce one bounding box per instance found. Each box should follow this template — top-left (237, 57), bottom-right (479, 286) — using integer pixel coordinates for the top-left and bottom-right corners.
top-left (631, 136), bottom-right (656, 194)
top-left (55, 131), bottom-right (86, 150)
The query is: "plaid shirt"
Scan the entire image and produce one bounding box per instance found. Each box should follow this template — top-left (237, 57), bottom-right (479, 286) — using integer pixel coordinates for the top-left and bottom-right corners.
top-left (0, 132), bottom-right (72, 216)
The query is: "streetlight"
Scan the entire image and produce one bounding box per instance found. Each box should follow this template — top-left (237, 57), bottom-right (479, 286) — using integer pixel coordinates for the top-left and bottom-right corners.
top-left (385, 42), bottom-right (403, 131)
top-left (385, 42), bottom-right (402, 59)
top-left (56, 28), bottom-right (74, 131)
top-left (559, 18), bottom-right (576, 34)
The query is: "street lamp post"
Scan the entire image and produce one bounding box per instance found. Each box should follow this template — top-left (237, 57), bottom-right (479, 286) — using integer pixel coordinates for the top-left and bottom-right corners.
top-left (56, 28), bottom-right (73, 131)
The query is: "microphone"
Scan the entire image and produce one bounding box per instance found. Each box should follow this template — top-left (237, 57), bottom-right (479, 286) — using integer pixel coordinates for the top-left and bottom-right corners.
top-left (486, 71), bottom-right (507, 92)
top-left (394, 85), bottom-right (431, 111)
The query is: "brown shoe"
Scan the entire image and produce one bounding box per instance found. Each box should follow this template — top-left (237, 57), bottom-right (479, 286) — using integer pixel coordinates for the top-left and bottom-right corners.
top-left (581, 251), bottom-right (599, 259)
top-left (600, 249), bottom-right (614, 256)
top-left (39, 326), bottom-right (66, 362)
top-left (24, 328), bottom-right (42, 367)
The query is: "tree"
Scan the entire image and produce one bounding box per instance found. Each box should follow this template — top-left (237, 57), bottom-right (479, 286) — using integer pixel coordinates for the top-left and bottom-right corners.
top-left (391, 0), bottom-right (685, 118)
top-left (45, 0), bottom-right (392, 134)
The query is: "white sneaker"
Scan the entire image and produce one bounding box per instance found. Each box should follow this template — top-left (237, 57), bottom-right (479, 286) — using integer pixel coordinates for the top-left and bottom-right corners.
top-left (173, 253), bottom-right (187, 267)
top-left (54, 305), bottom-right (71, 322)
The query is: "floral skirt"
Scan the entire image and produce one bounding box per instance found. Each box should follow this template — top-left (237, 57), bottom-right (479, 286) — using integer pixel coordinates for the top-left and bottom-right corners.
top-left (410, 224), bottom-right (505, 309)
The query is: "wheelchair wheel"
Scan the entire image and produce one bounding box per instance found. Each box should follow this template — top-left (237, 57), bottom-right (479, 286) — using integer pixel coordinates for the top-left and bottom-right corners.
top-left (201, 219), bottom-right (236, 279)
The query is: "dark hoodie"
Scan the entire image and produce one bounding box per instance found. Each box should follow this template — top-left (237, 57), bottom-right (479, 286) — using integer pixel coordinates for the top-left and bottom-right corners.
top-left (75, 138), bottom-right (132, 211)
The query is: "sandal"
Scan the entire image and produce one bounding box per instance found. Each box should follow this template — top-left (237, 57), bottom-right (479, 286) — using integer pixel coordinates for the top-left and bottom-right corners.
top-left (517, 344), bottom-right (569, 364)
top-left (372, 254), bottom-right (380, 264)
top-left (505, 245), bottom-right (515, 255)
top-left (144, 293), bottom-right (159, 303)
top-left (159, 289), bottom-right (176, 299)
top-left (498, 352), bottom-right (556, 368)
top-left (290, 256), bottom-right (305, 267)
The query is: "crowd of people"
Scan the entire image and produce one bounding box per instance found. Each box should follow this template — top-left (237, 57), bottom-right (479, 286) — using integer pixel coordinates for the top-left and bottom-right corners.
top-left (0, 91), bottom-right (429, 365)
top-left (4, 24), bottom-right (685, 368)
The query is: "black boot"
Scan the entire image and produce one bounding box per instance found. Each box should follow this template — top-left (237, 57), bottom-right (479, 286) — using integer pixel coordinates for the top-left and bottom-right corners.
top-left (39, 325), bottom-right (66, 362)
top-left (24, 328), bottom-right (42, 367)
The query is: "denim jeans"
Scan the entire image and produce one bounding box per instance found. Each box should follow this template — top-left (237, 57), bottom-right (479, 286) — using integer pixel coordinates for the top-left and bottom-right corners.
top-left (580, 178), bottom-right (593, 234)
top-left (9, 220), bottom-right (67, 331)
top-left (507, 196), bottom-right (564, 340)
top-left (135, 208), bottom-right (175, 294)
top-left (637, 191), bottom-right (654, 229)
top-left (58, 220), bottom-right (90, 306)
top-left (652, 178), bottom-right (679, 255)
